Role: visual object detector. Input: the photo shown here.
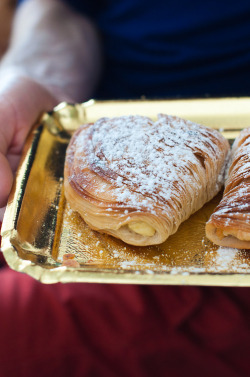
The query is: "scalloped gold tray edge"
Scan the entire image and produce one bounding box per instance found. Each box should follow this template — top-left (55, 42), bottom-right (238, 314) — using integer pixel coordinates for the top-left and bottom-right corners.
top-left (2, 98), bottom-right (250, 285)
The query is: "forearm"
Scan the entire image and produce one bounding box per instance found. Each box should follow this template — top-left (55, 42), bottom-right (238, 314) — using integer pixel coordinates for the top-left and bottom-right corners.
top-left (0, 0), bottom-right (102, 102)
top-left (0, 0), bottom-right (102, 209)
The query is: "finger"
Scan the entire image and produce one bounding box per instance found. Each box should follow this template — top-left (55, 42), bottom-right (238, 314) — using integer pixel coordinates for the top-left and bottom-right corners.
top-left (0, 153), bottom-right (13, 208)
top-left (6, 153), bottom-right (22, 174)
top-left (0, 153), bottom-right (20, 222)
top-left (0, 206), bottom-right (6, 222)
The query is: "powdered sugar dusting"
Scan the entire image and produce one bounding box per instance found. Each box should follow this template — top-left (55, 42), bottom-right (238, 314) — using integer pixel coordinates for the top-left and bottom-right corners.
top-left (74, 114), bottom-right (228, 218)
top-left (205, 246), bottom-right (250, 273)
top-left (213, 247), bottom-right (238, 268)
top-left (207, 128), bottom-right (250, 232)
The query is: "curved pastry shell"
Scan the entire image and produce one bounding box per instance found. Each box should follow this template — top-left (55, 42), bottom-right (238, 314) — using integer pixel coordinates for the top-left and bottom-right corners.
top-left (206, 127), bottom-right (250, 248)
top-left (65, 115), bottom-right (229, 246)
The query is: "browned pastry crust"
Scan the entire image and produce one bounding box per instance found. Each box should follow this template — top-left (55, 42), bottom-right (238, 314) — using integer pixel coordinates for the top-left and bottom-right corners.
top-left (206, 127), bottom-right (250, 248)
top-left (64, 114), bottom-right (230, 246)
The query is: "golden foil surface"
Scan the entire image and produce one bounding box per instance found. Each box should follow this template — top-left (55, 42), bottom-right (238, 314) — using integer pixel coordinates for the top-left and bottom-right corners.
top-left (1, 98), bottom-right (250, 285)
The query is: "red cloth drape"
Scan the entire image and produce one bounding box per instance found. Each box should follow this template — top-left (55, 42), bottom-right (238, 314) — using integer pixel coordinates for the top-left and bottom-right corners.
top-left (0, 225), bottom-right (250, 377)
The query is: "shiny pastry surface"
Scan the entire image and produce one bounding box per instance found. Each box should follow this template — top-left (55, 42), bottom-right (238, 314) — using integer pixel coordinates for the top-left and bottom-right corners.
top-left (64, 114), bottom-right (229, 246)
top-left (206, 127), bottom-right (250, 248)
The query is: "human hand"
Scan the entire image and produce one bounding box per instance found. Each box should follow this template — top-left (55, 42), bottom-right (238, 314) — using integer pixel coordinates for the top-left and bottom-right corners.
top-left (0, 72), bottom-right (58, 221)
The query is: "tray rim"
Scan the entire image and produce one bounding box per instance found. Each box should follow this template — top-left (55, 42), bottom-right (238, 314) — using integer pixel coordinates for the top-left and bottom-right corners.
top-left (2, 242), bottom-right (250, 286)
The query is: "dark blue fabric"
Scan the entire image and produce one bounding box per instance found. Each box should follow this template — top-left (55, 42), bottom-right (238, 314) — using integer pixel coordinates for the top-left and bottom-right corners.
top-left (17, 0), bottom-right (250, 99)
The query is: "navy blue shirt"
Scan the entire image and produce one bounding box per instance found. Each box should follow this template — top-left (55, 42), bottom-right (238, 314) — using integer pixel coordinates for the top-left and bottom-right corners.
top-left (18, 0), bottom-right (250, 99)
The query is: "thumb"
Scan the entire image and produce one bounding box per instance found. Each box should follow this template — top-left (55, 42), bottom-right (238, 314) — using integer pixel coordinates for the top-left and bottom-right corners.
top-left (0, 206), bottom-right (6, 223)
top-left (0, 154), bottom-right (13, 208)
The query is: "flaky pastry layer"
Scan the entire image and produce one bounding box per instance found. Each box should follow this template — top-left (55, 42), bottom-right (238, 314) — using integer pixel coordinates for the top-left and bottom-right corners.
top-left (64, 114), bottom-right (229, 246)
top-left (206, 128), bottom-right (250, 249)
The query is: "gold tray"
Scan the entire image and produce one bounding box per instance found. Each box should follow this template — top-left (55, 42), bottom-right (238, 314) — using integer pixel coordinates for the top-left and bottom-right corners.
top-left (2, 98), bottom-right (250, 285)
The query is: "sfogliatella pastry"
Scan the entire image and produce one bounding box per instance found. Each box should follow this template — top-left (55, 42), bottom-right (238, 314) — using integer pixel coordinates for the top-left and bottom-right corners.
top-left (64, 114), bottom-right (230, 246)
top-left (206, 127), bottom-right (250, 249)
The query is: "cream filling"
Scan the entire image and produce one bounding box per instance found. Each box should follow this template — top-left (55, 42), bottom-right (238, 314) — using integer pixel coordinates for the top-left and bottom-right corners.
top-left (223, 229), bottom-right (250, 241)
top-left (128, 222), bottom-right (156, 237)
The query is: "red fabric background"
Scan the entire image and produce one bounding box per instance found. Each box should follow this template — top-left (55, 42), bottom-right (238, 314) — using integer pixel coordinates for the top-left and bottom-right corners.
top-left (1, 224), bottom-right (250, 377)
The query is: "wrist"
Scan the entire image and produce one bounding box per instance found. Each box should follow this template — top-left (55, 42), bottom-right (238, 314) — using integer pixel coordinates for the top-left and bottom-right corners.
top-left (0, 67), bottom-right (73, 104)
